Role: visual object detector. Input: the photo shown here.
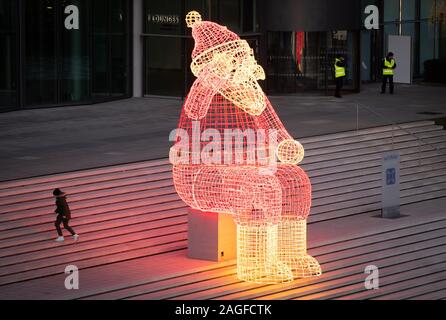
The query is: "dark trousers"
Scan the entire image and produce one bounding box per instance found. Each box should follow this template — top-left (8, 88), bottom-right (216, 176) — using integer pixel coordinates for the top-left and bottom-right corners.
top-left (55, 215), bottom-right (76, 236)
top-left (381, 75), bottom-right (394, 93)
top-left (335, 77), bottom-right (344, 97)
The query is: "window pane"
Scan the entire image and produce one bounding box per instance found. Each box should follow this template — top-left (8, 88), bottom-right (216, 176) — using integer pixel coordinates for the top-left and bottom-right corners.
top-left (145, 36), bottom-right (183, 96)
top-left (24, 0), bottom-right (57, 106)
top-left (111, 35), bottom-right (126, 95)
top-left (93, 0), bottom-right (108, 33)
top-left (219, 0), bottom-right (240, 33)
top-left (92, 35), bottom-right (109, 96)
top-left (0, 0), bottom-right (17, 109)
top-left (384, 23), bottom-right (399, 52)
top-left (402, 0), bottom-right (416, 21)
top-left (110, 0), bottom-right (126, 33)
top-left (0, 0), bottom-right (15, 31)
top-left (145, 0), bottom-right (182, 35)
top-left (60, 0), bottom-right (89, 103)
top-left (92, 0), bottom-right (129, 99)
top-left (421, 0), bottom-right (436, 19)
top-left (384, 0), bottom-right (400, 22)
top-left (419, 21), bottom-right (437, 73)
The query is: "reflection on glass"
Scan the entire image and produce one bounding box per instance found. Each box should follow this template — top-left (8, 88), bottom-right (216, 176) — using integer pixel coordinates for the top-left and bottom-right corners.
top-left (402, 0), bottom-right (416, 20)
top-left (145, 37), bottom-right (183, 96)
top-left (24, 0), bottom-right (57, 106)
top-left (420, 21), bottom-right (437, 74)
top-left (92, 0), bottom-right (128, 100)
top-left (0, 0), bottom-right (17, 109)
top-left (60, 0), bottom-right (89, 103)
top-left (267, 31), bottom-right (358, 93)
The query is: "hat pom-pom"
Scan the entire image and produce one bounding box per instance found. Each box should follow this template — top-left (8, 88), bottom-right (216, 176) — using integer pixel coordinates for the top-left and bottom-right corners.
top-left (186, 11), bottom-right (202, 28)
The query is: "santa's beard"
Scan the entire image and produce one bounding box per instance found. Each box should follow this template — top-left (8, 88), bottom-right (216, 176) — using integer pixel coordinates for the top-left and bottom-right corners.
top-left (218, 78), bottom-right (266, 116)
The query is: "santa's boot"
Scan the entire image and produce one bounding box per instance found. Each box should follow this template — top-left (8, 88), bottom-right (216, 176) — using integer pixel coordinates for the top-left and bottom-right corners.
top-left (278, 219), bottom-right (321, 278)
top-left (236, 224), bottom-right (293, 283)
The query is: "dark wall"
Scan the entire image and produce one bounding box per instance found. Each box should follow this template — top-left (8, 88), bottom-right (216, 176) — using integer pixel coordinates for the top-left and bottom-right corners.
top-left (263, 0), bottom-right (362, 31)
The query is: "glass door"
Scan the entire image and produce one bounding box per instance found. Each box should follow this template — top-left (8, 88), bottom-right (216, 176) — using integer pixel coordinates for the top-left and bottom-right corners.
top-left (59, 0), bottom-right (89, 104)
top-left (24, 0), bottom-right (57, 106)
top-left (92, 0), bottom-right (129, 100)
top-left (327, 30), bottom-right (360, 92)
top-left (22, 0), bottom-right (129, 107)
top-left (0, 0), bottom-right (17, 110)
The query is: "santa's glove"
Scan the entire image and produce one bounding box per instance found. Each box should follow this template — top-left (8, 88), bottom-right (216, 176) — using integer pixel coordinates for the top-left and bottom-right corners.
top-left (277, 139), bottom-right (305, 165)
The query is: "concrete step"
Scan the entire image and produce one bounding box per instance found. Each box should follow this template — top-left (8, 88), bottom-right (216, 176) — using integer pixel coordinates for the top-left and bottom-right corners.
top-left (3, 153), bottom-right (445, 223)
top-left (326, 264), bottom-right (446, 300)
top-left (304, 129), bottom-right (446, 158)
top-left (310, 187), bottom-right (446, 220)
top-left (0, 123), bottom-right (440, 200)
top-left (3, 162), bottom-right (446, 240)
top-left (0, 239), bottom-right (188, 286)
top-left (1, 120), bottom-right (445, 296)
top-left (408, 287), bottom-right (446, 300)
top-left (218, 243), bottom-right (446, 301)
top-left (313, 174), bottom-right (446, 207)
top-left (2, 147), bottom-right (443, 217)
top-left (161, 230), bottom-right (446, 300)
top-left (252, 237), bottom-right (446, 300)
top-left (312, 158), bottom-right (446, 190)
top-left (303, 124), bottom-right (444, 151)
top-left (0, 222), bottom-right (188, 268)
top-left (0, 168), bottom-right (172, 199)
top-left (303, 136), bottom-right (446, 165)
top-left (371, 277), bottom-right (446, 300)
top-left (0, 211), bottom-right (187, 258)
top-left (307, 153), bottom-right (446, 179)
top-left (0, 191), bottom-right (180, 231)
top-left (73, 217), bottom-right (446, 300)
top-left (0, 175), bottom-right (174, 207)
top-left (0, 184), bottom-right (177, 216)
top-left (85, 266), bottom-right (238, 300)
top-left (302, 143), bottom-right (446, 172)
top-left (0, 159), bottom-right (170, 190)
top-left (300, 121), bottom-right (436, 144)
top-left (0, 200), bottom-right (187, 242)
top-left (0, 231), bottom-right (188, 284)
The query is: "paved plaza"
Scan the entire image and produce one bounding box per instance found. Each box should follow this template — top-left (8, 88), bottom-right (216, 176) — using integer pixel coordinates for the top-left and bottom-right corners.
top-left (0, 83), bottom-right (445, 181)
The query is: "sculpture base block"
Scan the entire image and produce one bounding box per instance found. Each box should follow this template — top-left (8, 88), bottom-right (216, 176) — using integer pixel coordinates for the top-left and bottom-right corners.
top-left (382, 206), bottom-right (401, 219)
top-left (188, 208), bottom-right (236, 262)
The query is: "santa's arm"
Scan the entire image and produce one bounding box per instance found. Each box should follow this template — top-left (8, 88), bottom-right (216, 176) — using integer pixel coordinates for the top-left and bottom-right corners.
top-left (184, 54), bottom-right (231, 120)
top-left (256, 96), bottom-right (305, 164)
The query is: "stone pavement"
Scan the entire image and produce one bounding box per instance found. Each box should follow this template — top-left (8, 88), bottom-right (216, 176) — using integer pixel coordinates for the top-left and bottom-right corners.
top-left (0, 83), bottom-right (445, 181)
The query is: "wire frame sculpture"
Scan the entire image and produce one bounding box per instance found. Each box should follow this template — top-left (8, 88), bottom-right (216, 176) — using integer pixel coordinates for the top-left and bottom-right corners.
top-left (170, 11), bottom-right (321, 283)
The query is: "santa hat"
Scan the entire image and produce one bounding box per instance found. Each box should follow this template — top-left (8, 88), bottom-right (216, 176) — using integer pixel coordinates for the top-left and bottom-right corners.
top-left (186, 11), bottom-right (246, 76)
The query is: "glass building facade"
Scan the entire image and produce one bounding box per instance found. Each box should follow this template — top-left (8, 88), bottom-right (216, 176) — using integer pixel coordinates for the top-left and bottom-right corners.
top-left (143, 0), bottom-right (260, 97)
top-left (2, 0), bottom-right (445, 112)
top-left (266, 30), bottom-right (360, 93)
top-left (0, 0), bottom-right (17, 111)
top-left (361, 0), bottom-right (446, 81)
top-left (0, 0), bottom-right (131, 112)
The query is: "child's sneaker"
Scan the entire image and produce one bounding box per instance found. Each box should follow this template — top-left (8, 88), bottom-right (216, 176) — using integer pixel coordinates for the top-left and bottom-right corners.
top-left (73, 234), bottom-right (79, 241)
top-left (55, 236), bottom-right (65, 242)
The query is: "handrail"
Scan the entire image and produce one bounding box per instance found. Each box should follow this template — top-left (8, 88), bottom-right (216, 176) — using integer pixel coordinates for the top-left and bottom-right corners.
top-left (354, 102), bottom-right (442, 155)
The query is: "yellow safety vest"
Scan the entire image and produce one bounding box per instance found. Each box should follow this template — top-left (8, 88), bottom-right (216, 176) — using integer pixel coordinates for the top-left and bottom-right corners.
top-left (335, 58), bottom-right (346, 78)
top-left (383, 59), bottom-right (395, 76)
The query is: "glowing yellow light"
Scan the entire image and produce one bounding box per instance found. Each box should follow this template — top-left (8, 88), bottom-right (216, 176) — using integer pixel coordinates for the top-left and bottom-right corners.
top-left (277, 139), bottom-right (305, 165)
top-left (171, 11), bottom-right (321, 284)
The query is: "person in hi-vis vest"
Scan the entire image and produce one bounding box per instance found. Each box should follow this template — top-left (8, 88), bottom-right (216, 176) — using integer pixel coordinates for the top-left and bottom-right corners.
top-left (334, 55), bottom-right (346, 98)
top-left (381, 52), bottom-right (397, 94)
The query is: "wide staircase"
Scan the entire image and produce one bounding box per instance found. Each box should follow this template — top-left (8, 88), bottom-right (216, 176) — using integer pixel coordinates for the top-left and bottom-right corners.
top-left (1, 120), bottom-right (446, 299)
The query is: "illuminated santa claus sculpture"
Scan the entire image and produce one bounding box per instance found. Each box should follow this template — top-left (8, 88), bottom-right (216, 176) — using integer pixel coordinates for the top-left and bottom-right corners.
top-left (170, 11), bottom-right (321, 283)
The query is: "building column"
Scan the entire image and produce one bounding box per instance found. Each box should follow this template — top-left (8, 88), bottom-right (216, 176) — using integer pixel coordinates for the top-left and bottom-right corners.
top-left (133, 0), bottom-right (143, 97)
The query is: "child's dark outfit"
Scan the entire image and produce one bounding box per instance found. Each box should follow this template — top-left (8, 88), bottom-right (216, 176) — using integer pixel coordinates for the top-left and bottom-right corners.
top-left (54, 194), bottom-right (77, 240)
